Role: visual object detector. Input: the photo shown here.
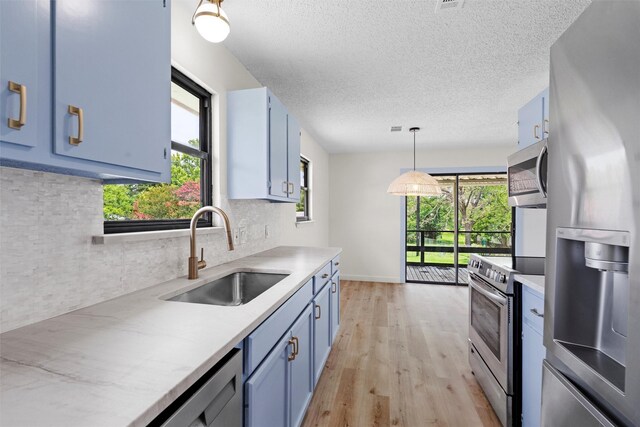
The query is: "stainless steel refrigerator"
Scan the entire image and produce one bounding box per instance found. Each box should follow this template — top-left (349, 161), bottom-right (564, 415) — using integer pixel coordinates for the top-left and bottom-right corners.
top-left (543, 1), bottom-right (640, 426)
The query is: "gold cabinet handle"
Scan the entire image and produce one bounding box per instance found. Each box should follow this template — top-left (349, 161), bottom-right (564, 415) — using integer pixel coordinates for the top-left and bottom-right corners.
top-left (8, 81), bottom-right (27, 130)
top-left (334, 262), bottom-right (340, 266)
top-left (321, 273), bottom-right (329, 279)
top-left (533, 124), bottom-right (540, 140)
top-left (288, 338), bottom-right (296, 361)
top-left (543, 119), bottom-right (549, 135)
top-left (315, 304), bottom-right (321, 319)
top-left (288, 182), bottom-right (294, 194)
top-left (293, 336), bottom-right (299, 356)
top-left (282, 181), bottom-right (288, 194)
top-left (530, 308), bottom-right (544, 318)
top-left (331, 281), bottom-right (337, 293)
top-left (68, 105), bottom-right (84, 145)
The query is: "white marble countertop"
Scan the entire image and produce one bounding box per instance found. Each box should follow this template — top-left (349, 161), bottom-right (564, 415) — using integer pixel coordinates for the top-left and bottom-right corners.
top-left (0, 246), bottom-right (341, 427)
top-left (514, 274), bottom-right (545, 295)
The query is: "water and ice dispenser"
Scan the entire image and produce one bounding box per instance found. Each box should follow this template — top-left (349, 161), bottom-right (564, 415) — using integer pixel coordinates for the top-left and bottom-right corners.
top-left (552, 228), bottom-right (630, 392)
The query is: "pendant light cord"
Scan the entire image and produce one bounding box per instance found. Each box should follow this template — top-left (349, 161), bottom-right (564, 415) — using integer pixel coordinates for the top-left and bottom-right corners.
top-left (413, 131), bottom-right (416, 171)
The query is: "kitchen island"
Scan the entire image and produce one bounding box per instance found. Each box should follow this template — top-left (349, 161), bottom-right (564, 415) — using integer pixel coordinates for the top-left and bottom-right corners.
top-left (0, 246), bottom-right (341, 427)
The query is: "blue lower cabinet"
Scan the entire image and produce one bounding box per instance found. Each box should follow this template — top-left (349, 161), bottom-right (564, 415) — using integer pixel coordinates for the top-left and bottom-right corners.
top-left (521, 285), bottom-right (545, 427)
top-left (330, 273), bottom-right (340, 344)
top-left (289, 304), bottom-right (314, 427)
top-left (313, 284), bottom-right (331, 387)
top-left (244, 332), bottom-right (290, 427)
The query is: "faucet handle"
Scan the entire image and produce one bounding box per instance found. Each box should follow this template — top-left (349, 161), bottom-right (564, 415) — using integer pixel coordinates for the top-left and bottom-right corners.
top-left (198, 248), bottom-right (207, 270)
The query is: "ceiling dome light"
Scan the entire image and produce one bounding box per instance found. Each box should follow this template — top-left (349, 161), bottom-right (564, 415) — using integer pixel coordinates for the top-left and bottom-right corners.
top-left (387, 127), bottom-right (442, 196)
top-left (192, 0), bottom-right (230, 43)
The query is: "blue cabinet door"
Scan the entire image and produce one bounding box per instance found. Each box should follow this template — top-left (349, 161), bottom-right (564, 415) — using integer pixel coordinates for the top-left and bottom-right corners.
top-left (522, 321), bottom-right (544, 427)
top-left (0, 0), bottom-right (39, 148)
top-left (330, 274), bottom-right (341, 344)
top-left (290, 304), bottom-right (314, 427)
top-left (245, 332), bottom-right (292, 427)
top-left (313, 283), bottom-right (331, 386)
top-left (52, 0), bottom-right (170, 180)
top-left (287, 114), bottom-right (300, 201)
top-left (542, 87), bottom-right (550, 138)
top-left (518, 91), bottom-right (545, 148)
top-left (269, 91), bottom-right (289, 198)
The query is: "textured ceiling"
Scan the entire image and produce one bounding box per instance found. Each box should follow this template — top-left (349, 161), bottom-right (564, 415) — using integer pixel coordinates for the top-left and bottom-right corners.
top-left (215, 0), bottom-right (591, 152)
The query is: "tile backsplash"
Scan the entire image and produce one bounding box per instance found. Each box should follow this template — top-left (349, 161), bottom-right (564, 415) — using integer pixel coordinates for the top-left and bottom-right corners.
top-left (0, 167), bottom-right (287, 333)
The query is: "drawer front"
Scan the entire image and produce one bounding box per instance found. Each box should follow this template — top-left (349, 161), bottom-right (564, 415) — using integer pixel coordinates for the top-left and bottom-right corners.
top-left (331, 255), bottom-right (341, 275)
top-left (313, 262), bottom-right (332, 295)
top-left (245, 279), bottom-right (313, 375)
top-left (523, 286), bottom-right (545, 335)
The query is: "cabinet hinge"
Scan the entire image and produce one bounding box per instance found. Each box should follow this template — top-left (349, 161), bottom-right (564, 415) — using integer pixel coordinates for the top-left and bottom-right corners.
top-left (164, 148), bottom-right (167, 159)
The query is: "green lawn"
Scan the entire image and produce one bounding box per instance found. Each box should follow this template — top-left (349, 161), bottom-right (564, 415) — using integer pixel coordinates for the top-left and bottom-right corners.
top-left (406, 252), bottom-right (470, 265)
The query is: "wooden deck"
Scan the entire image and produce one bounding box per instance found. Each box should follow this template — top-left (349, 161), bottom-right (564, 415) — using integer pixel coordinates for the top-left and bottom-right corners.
top-left (406, 265), bottom-right (469, 284)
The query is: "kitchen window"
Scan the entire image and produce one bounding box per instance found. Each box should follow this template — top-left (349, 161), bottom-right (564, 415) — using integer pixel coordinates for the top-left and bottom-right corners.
top-left (296, 157), bottom-right (310, 222)
top-left (103, 68), bottom-right (212, 233)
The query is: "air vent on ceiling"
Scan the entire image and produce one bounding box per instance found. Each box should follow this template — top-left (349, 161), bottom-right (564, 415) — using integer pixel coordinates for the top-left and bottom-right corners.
top-left (435, 0), bottom-right (465, 12)
top-left (390, 126), bottom-right (403, 132)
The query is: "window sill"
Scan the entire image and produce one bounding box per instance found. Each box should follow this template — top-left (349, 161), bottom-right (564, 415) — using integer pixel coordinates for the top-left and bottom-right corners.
top-left (92, 226), bottom-right (225, 245)
top-left (295, 220), bottom-right (314, 227)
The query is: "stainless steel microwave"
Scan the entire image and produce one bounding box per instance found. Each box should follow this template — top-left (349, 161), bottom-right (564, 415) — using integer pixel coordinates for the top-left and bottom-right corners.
top-left (507, 139), bottom-right (547, 208)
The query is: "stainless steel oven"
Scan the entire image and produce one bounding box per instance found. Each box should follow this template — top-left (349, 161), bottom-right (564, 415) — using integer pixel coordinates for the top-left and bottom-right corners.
top-left (507, 139), bottom-right (547, 208)
top-left (469, 272), bottom-right (511, 393)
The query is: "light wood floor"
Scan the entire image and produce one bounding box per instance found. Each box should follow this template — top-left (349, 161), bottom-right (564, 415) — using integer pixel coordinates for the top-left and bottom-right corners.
top-left (302, 281), bottom-right (501, 427)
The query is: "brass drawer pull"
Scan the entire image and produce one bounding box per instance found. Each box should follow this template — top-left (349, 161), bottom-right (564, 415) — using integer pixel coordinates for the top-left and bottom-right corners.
top-left (321, 273), bottom-right (329, 279)
top-left (8, 81), bottom-right (27, 130)
top-left (331, 281), bottom-right (337, 293)
top-left (282, 181), bottom-right (288, 194)
top-left (68, 105), bottom-right (84, 145)
top-left (288, 338), bottom-right (296, 361)
top-left (530, 308), bottom-right (544, 318)
top-left (533, 124), bottom-right (540, 140)
top-left (543, 119), bottom-right (549, 135)
top-left (292, 336), bottom-right (299, 356)
top-left (288, 182), bottom-right (294, 194)
top-left (315, 304), bottom-right (321, 319)
top-left (334, 262), bottom-right (340, 266)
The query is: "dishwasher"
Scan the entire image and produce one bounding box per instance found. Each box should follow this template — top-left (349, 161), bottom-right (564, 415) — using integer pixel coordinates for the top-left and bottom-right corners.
top-left (148, 348), bottom-right (243, 427)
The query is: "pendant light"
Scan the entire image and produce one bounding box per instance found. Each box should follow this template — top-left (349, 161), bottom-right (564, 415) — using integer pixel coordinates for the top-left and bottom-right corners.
top-left (387, 127), bottom-right (441, 196)
top-left (192, 0), bottom-right (230, 43)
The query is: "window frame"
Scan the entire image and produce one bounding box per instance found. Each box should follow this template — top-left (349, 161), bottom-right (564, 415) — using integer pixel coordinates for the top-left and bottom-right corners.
top-left (103, 67), bottom-right (213, 234)
top-left (296, 156), bottom-right (311, 222)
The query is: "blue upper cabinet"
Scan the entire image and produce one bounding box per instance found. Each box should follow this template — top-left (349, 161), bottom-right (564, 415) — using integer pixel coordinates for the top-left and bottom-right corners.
top-left (287, 114), bottom-right (301, 200)
top-left (518, 88), bottom-right (549, 149)
top-left (268, 92), bottom-right (289, 198)
top-left (227, 87), bottom-right (301, 202)
top-left (53, 0), bottom-right (170, 178)
top-left (0, 0), bottom-right (40, 148)
top-left (0, 0), bottom-right (171, 183)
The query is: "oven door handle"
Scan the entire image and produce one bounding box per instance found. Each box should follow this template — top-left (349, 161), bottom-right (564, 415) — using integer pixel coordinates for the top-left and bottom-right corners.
top-left (469, 276), bottom-right (507, 306)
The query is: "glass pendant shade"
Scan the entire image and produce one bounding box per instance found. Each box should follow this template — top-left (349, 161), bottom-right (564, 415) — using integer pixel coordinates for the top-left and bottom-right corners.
top-left (387, 170), bottom-right (442, 196)
top-left (194, 0), bottom-right (230, 43)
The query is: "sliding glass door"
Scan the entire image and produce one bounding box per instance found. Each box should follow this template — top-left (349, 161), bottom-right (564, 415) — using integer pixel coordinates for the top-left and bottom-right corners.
top-left (405, 173), bottom-right (513, 285)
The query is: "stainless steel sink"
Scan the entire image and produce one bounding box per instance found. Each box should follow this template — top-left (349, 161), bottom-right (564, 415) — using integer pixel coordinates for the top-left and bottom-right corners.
top-left (167, 272), bottom-right (289, 306)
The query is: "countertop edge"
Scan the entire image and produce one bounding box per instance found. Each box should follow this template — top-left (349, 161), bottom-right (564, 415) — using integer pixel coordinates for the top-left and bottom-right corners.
top-left (514, 273), bottom-right (545, 295)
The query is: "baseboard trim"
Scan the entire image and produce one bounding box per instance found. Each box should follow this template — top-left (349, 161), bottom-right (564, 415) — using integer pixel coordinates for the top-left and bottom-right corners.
top-left (340, 274), bottom-right (402, 284)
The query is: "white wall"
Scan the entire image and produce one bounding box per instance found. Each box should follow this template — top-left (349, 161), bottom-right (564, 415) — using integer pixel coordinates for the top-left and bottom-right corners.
top-left (329, 145), bottom-right (514, 283)
top-left (0, 1), bottom-right (330, 333)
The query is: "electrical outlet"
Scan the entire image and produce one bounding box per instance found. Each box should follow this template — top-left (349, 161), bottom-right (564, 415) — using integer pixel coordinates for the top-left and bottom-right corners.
top-left (265, 225), bottom-right (270, 239)
top-left (239, 226), bottom-right (248, 245)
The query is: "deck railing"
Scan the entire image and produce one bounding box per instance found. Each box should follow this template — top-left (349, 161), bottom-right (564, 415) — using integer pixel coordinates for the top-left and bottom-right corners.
top-left (405, 229), bottom-right (512, 266)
